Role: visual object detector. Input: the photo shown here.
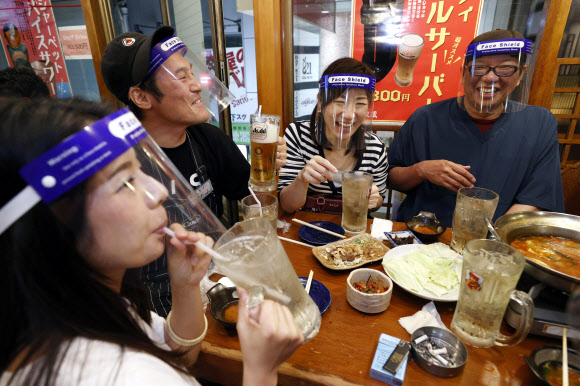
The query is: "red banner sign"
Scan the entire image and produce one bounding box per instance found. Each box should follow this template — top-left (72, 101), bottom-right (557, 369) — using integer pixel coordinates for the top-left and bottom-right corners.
top-left (1, 0), bottom-right (71, 97)
top-left (351, 0), bottom-right (484, 124)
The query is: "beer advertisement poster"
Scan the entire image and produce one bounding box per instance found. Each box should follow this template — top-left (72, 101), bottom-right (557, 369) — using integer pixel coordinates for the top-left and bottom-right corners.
top-left (0, 0), bottom-right (72, 98)
top-left (351, 0), bottom-right (484, 125)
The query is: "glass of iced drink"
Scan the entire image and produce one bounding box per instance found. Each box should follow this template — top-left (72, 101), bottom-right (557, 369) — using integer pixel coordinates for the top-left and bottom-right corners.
top-left (450, 239), bottom-right (533, 348)
top-left (240, 193), bottom-right (278, 230)
top-left (342, 171), bottom-right (373, 235)
top-left (212, 217), bottom-right (321, 341)
top-left (450, 187), bottom-right (499, 253)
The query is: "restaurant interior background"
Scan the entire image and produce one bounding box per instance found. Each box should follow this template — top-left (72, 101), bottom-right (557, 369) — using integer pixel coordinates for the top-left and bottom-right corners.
top-left (0, 0), bottom-right (579, 223)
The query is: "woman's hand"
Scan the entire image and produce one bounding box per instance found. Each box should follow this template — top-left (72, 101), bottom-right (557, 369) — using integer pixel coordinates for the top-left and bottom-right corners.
top-left (275, 136), bottom-right (287, 169)
top-left (237, 288), bottom-right (304, 386)
top-left (368, 184), bottom-right (381, 209)
top-left (297, 155), bottom-right (338, 185)
top-left (165, 223), bottom-right (213, 290)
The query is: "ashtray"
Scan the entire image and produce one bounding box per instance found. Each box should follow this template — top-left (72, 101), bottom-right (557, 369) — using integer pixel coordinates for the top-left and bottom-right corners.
top-left (206, 283), bottom-right (238, 329)
top-left (411, 326), bottom-right (467, 378)
top-left (384, 230), bottom-right (423, 247)
top-left (405, 211), bottom-right (447, 243)
top-left (524, 345), bottom-right (580, 385)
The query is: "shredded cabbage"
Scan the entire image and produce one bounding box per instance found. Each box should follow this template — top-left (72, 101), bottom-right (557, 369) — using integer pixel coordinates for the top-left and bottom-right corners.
top-left (382, 243), bottom-right (461, 297)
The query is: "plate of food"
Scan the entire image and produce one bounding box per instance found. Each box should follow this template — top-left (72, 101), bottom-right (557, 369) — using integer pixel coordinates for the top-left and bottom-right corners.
top-left (381, 243), bottom-right (462, 302)
top-left (312, 233), bottom-right (390, 270)
top-left (384, 230), bottom-right (423, 246)
top-left (298, 221), bottom-right (346, 246)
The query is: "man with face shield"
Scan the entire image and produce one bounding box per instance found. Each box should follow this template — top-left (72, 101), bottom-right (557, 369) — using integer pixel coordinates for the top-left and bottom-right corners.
top-left (0, 99), bottom-right (303, 384)
top-left (278, 57), bottom-right (388, 214)
top-left (100, 27), bottom-right (287, 316)
top-left (387, 29), bottom-right (564, 226)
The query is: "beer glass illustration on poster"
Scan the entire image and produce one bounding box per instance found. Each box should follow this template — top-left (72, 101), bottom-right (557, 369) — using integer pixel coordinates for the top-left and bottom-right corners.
top-left (351, 0), bottom-right (484, 124)
top-left (0, 0), bottom-right (71, 98)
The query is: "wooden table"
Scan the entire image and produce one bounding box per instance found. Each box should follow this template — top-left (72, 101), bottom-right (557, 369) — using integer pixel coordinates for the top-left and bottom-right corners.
top-left (192, 211), bottom-right (553, 385)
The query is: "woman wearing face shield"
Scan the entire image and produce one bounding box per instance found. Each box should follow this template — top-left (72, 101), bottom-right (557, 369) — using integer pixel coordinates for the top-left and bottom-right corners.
top-left (278, 57), bottom-right (388, 213)
top-left (0, 98), bottom-right (303, 385)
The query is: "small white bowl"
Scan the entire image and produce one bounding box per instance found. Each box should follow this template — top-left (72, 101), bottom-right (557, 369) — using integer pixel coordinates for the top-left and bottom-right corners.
top-left (346, 268), bottom-right (393, 313)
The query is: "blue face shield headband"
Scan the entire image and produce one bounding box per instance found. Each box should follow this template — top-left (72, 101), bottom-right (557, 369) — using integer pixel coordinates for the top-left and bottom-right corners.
top-left (315, 73), bottom-right (376, 150)
top-left (458, 38), bottom-right (533, 114)
top-left (0, 108), bottom-right (226, 239)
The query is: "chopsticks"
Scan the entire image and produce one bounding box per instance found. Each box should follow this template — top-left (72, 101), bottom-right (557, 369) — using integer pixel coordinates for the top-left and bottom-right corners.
top-left (292, 218), bottom-right (346, 239)
top-left (279, 236), bottom-right (314, 248)
top-left (305, 270), bottom-right (314, 293)
top-left (563, 327), bottom-right (569, 386)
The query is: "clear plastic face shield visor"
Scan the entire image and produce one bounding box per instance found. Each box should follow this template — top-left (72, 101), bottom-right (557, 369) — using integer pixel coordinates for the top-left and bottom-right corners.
top-left (315, 74), bottom-right (376, 150)
top-left (146, 36), bottom-right (235, 121)
top-left (0, 108), bottom-right (226, 241)
top-left (458, 38), bottom-right (532, 115)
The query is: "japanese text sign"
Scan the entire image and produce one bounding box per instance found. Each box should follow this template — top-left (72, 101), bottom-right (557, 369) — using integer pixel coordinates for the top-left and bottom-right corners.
top-left (0, 0), bottom-right (71, 98)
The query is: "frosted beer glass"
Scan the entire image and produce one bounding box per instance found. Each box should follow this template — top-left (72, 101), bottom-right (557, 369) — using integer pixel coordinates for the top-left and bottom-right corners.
top-left (450, 187), bottom-right (499, 253)
top-left (451, 239), bottom-right (534, 348)
top-left (241, 193), bottom-right (278, 230)
top-left (249, 114), bottom-right (279, 192)
top-left (212, 217), bottom-right (321, 341)
top-left (342, 171), bottom-right (373, 234)
top-left (394, 33), bottom-right (424, 87)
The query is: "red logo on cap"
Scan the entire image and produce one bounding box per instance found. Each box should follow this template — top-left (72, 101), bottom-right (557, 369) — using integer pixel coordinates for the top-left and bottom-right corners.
top-left (122, 38), bottom-right (135, 46)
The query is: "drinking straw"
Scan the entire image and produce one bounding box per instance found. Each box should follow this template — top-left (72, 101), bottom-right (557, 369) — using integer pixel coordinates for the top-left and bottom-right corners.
top-left (258, 104), bottom-right (262, 116)
top-left (305, 270), bottom-right (314, 293)
top-left (163, 227), bottom-right (226, 261)
top-left (563, 327), bottom-right (569, 386)
top-left (279, 236), bottom-right (314, 248)
top-left (292, 218), bottom-right (346, 239)
top-left (249, 189), bottom-right (263, 216)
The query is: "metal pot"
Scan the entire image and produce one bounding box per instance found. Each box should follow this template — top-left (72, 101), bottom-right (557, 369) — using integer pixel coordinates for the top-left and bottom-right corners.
top-left (493, 211), bottom-right (580, 292)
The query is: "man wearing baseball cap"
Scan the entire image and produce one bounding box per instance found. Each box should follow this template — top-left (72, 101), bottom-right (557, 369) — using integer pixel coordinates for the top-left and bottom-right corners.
top-left (100, 26), bottom-right (286, 316)
top-left (387, 29), bottom-right (564, 226)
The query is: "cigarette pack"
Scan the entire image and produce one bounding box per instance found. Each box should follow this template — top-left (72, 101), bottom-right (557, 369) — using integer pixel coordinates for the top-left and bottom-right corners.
top-left (370, 333), bottom-right (409, 386)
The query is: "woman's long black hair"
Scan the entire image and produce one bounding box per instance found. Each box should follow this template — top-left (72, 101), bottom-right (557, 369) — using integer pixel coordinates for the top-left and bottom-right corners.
top-left (309, 57), bottom-right (375, 159)
top-left (0, 98), bottom-right (187, 384)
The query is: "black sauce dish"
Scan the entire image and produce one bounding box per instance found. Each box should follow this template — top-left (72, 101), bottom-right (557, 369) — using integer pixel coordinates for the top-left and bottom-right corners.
top-left (206, 283), bottom-right (238, 329)
top-left (405, 211), bottom-right (447, 243)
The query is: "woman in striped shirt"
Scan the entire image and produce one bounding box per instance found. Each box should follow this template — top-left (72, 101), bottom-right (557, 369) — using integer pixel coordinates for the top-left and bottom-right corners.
top-left (278, 58), bottom-right (388, 213)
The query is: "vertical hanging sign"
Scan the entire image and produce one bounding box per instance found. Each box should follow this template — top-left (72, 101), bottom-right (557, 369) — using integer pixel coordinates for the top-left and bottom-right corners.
top-left (0, 0), bottom-right (72, 98)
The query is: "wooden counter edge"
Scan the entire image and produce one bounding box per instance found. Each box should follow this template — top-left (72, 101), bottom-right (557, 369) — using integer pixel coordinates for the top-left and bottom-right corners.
top-left (196, 341), bottom-right (361, 386)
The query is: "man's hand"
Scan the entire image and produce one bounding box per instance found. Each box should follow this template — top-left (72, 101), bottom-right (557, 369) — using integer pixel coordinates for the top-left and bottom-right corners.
top-left (416, 160), bottom-right (476, 192)
top-left (275, 136), bottom-right (287, 169)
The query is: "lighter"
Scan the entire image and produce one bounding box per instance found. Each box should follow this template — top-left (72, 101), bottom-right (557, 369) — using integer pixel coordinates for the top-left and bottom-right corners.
top-left (382, 340), bottom-right (411, 375)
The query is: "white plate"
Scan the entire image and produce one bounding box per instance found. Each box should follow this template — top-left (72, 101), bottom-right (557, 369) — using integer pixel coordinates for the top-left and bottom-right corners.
top-left (382, 244), bottom-right (461, 302)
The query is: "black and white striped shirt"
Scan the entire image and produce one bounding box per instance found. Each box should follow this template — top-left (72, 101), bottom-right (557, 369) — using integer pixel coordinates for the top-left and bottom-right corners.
top-left (278, 121), bottom-right (388, 197)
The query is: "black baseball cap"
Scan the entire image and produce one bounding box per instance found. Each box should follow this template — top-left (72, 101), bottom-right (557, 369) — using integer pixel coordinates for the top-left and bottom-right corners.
top-left (101, 26), bottom-right (175, 105)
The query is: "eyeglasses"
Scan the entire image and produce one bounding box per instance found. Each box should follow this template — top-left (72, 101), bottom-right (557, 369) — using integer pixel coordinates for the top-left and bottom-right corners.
top-left (469, 65), bottom-right (519, 77)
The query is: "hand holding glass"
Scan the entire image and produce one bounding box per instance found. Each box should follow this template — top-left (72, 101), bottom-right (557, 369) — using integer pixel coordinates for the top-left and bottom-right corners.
top-left (212, 217), bottom-right (321, 341)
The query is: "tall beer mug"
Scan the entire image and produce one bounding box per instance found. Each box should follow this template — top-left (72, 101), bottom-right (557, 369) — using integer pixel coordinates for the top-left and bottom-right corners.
top-left (249, 114), bottom-right (280, 192)
top-left (213, 217), bottom-right (321, 341)
top-left (394, 33), bottom-right (424, 87)
top-left (451, 239), bottom-right (534, 348)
